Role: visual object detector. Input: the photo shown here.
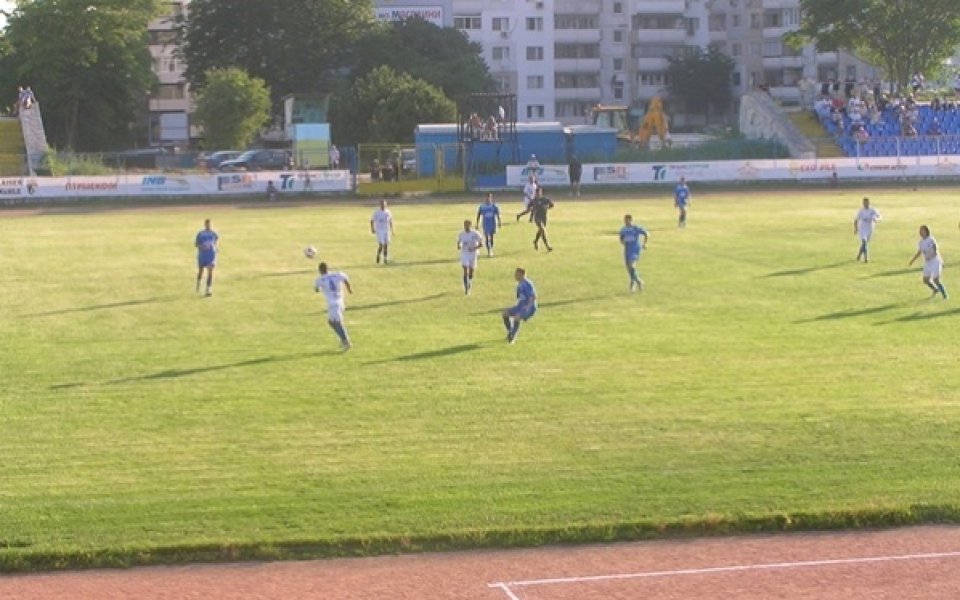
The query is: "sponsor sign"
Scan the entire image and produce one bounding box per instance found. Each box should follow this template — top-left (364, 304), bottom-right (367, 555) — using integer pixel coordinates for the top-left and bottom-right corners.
top-left (375, 6), bottom-right (444, 27)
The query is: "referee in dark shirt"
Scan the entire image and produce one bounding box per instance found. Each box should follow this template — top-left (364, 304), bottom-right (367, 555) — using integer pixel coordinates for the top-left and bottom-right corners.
top-left (531, 187), bottom-right (555, 252)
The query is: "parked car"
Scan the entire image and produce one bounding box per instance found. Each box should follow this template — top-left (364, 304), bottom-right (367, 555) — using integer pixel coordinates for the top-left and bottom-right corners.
top-left (197, 150), bottom-right (242, 170)
top-left (218, 149), bottom-right (292, 172)
top-left (401, 148), bottom-right (417, 174)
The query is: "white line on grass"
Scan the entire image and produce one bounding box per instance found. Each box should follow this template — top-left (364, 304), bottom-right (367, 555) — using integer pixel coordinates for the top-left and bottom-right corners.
top-left (488, 550), bottom-right (960, 595)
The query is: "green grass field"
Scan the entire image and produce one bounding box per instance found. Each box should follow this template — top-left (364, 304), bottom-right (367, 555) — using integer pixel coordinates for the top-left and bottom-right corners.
top-left (2, 186), bottom-right (960, 571)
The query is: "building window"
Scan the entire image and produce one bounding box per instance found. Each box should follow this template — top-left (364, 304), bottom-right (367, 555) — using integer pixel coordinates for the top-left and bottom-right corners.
top-left (148, 30), bottom-right (178, 45)
top-left (555, 73), bottom-right (600, 89)
top-left (555, 15), bottom-right (598, 29)
top-left (156, 83), bottom-right (185, 100)
top-left (731, 43), bottom-right (742, 57)
top-left (783, 8), bottom-right (800, 26)
top-left (763, 40), bottom-right (782, 57)
top-left (686, 18), bottom-right (699, 35)
top-left (732, 72), bottom-right (741, 87)
top-left (494, 76), bottom-right (511, 92)
top-left (731, 14), bottom-right (741, 27)
top-left (633, 15), bottom-right (684, 30)
top-left (613, 29), bottom-right (624, 43)
top-left (492, 17), bottom-right (509, 31)
top-left (613, 58), bottom-right (623, 71)
top-left (453, 15), bottom-right (482, 30)
top-left (750, 42), bottom-right (762, 56)
top-left (709, 14), bottom-right (726, 32)
top-left (526, 17), bottom-right (543, 31)
top-left (613, 1), bottom-right (623, 14)
top-left (614, 86), bottom-right (624, 100)
top-left (750, 13), bottom-right (761, 29)
top-left (637, 72), bottom-right (670, 86)
top-left (527, 75), bottom-right (544, 89)
top-left (492, 47), bottom-right (510, 60)
top-left (526, 46), bottom-right (544, 61)
top-left (764, 11), bottom-right (781, 28)
top-left (846, 65), bottom-right (857, 79)
top-left (555, 43), bottom-right (600, 59)
top-left (526, 105), bottom-right (545, 119)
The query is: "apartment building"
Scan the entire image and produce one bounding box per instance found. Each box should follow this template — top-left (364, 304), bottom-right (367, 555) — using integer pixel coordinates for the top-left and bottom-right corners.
top-left (147, 1), bottom-right (192, 145)
top-left (395, 0), bottom-right (877, 124)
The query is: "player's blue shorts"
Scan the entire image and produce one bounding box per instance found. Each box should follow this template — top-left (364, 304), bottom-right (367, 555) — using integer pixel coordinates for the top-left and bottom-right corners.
top-left (482, 220), bottom-right (498, 235)
top-left (198, 250), bottom-right (217, 268)
top-left (507, 304), bottom-right (537, 321)
top-left (625, 250), bottom-right (640, 264)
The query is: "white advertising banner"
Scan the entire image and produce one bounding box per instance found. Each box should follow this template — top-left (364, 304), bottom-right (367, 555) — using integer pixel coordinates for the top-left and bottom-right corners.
top-left (2, 170), bottom-right (352, 201)
top-left (375, 6), bottom-right (443, 27)
top-left (506, 156), bottom-right (960, 187)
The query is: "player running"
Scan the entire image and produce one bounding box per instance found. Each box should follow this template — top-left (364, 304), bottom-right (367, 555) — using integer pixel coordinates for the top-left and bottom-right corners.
top-left (315, 262), bottom-right (354, 350)
top-left (194, 218), bottom-right (219, 297)
top-left (531, 187), bottom-right (555, 252)
top-left (502, 267), bottom-right (537, 344)
top-left (854, 197), bottom-right (881, 262)
top-left (476, 193), bottom-right (502, 257)
top-left (908, 225), bottom-right (948, 299)
top-left (370, 199), bottom-right (395, 264)
top-left (674, 177), bottom-right (691, 228)
top-left (516, 174), bottom-right (538, 222)
top-left (457, 220), bottom-right (485, 295)
top-left (620, 214), bottom-right (649, 293)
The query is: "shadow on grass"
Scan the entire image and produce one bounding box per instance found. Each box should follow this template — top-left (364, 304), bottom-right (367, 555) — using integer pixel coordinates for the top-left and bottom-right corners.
top-left (762, 261), bottom-right (848, 278)
top-left (102, 352), bottom-right (334, 385)
top-left (364, 343), bottom-right (484, 366)
top-left (254, 269), bottom-right (314, 278)
top-left (350, 292), bottom-right (447, 312)
top-left (796, 301), bottom-right (911, 323)
top-left (470, 295), bottom-right (613, 317)
top-left (877, 306), bottom-right (960, 324)
top-left (866, 267), bottom-right (916, 278)
top-left (26, 296), bottom-right (173, 317)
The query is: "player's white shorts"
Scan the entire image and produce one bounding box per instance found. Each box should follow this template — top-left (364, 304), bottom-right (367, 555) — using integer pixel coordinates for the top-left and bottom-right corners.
top-left (923, 257), bottom-right (943, 278)
top-left (858, 227), bottom-right (874, 241)
top-left (375, 229), bottom-right (391, 245)
top-left (460, 252), bottom-right (479, 268)
top-left (327, 301), bottom-right (345, 322)
top-left (523, 196), bottom-right (532, 210)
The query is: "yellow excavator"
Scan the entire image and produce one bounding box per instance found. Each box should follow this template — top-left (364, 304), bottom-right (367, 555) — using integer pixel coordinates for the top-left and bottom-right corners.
top-left (589, 97), bottom-right (671, 149)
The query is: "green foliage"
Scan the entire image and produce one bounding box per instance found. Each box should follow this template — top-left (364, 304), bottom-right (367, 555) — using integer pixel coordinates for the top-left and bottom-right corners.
top-left (193, 68), bottom-right (271, 150)
top-left (2, 189), bottom-right (960, 570)
top-left (0, 0), bottom-right (159, 151)
top-left (614, 137), bottom-right (790, 162)
top-left (41, 152), bottom-right (113, 176)
top-left (180, 0), bottom-right (375, 104)
top-left (331, 66), bottom-right (455, 145)
top-left (351, 17), bottom-right (494, 101)
top-left (793, 0), bottom-right (960, 89)
top-left (665, 45), bottom-right (736, 122)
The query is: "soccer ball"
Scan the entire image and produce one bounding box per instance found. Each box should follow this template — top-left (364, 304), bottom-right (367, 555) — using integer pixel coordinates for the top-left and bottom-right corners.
top-left (304, 246), bottom-right (317, 259)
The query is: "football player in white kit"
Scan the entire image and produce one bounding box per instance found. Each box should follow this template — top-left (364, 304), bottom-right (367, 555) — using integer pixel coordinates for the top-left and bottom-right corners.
top-left (908, 225), bottom-right (947, 299)
top-left (457, 220), bottom-right (484, 295)
top-left (370, 199), bottom-right (395, 264)
top-left (315, 262), bottom-right (354, 350)
top-left (853, 197), bottom-right (881, 262)
top-left (515, 174), bottom-right (538, 222)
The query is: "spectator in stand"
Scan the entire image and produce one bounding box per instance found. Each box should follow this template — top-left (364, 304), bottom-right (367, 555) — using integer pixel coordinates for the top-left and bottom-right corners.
top-left (814, 97), bottom-right (832, 121)
top-left (929, 119), bottom-right (941, 137)
top-left (911, 72), bottom-right (924, 94)
top-left (902, 120), bottom-right (918, 137)
top-left (853, 124), bottom-right (870, 144)
top-left (484, 115), bottom-right (498, 141)
top-left (844, 77), bottom-right (856, 99)
top-left (931, 97), bottom-right (942, 112)
top-left (953, 73), bottom-right (960, 99)
top-left (328, 144), bottom-right (340, 169)
top-left (869, 104), bottom-right (883, 125)
top-left (820, 79), bottom-right (832, 97)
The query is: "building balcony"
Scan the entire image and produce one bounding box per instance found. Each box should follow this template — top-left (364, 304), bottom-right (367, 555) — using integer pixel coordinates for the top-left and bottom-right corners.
top-left (631, 28), bottom-right (687, 44)
top-left (762, 25), bottom-right (795, 39)
top-left (762, 55), bottom-right (804, 69)
top-left (555, 0), bottom-right (602, 11)
top-left (635, 56), bottom-right (670, 70)
top-left (769, 86), bottom-right (801, 102)
top-left (148, 98), bottom-right (190, 112)
top-left (631, 0), bottom-right (685, 13)
top-left (554, 57), bottom-right (602, 72)
top-left (554, 87), bottom-right (602, 101)
top-left (554, 28), bottom-right (602, 44)
top-left (155, 71), bottom-right (185, 85)
top-left (816, 51), bottom-right (838, 63)
top-left (762, 0), bottom-right (800, 9)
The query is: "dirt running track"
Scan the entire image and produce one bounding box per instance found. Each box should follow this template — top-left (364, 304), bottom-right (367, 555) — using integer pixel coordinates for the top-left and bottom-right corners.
top-left (2, 526), bottom-right (960, 599)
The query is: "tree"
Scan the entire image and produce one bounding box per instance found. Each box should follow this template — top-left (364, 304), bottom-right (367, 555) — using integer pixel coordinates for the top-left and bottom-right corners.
top-left (329, 66), bottom-right (455, 145)
top-left (180, 0), bottom-right (375, 105)
top-left (792, 0), bottom-right (960, 90)
top-left (351, 17), bottom-right (494, 101)
top-left (192, 68), bottom-right (271, 150)
top-left (0, 0), bottom-right (159, 150)
top-left (664, 45), bottom-right (736, 123)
